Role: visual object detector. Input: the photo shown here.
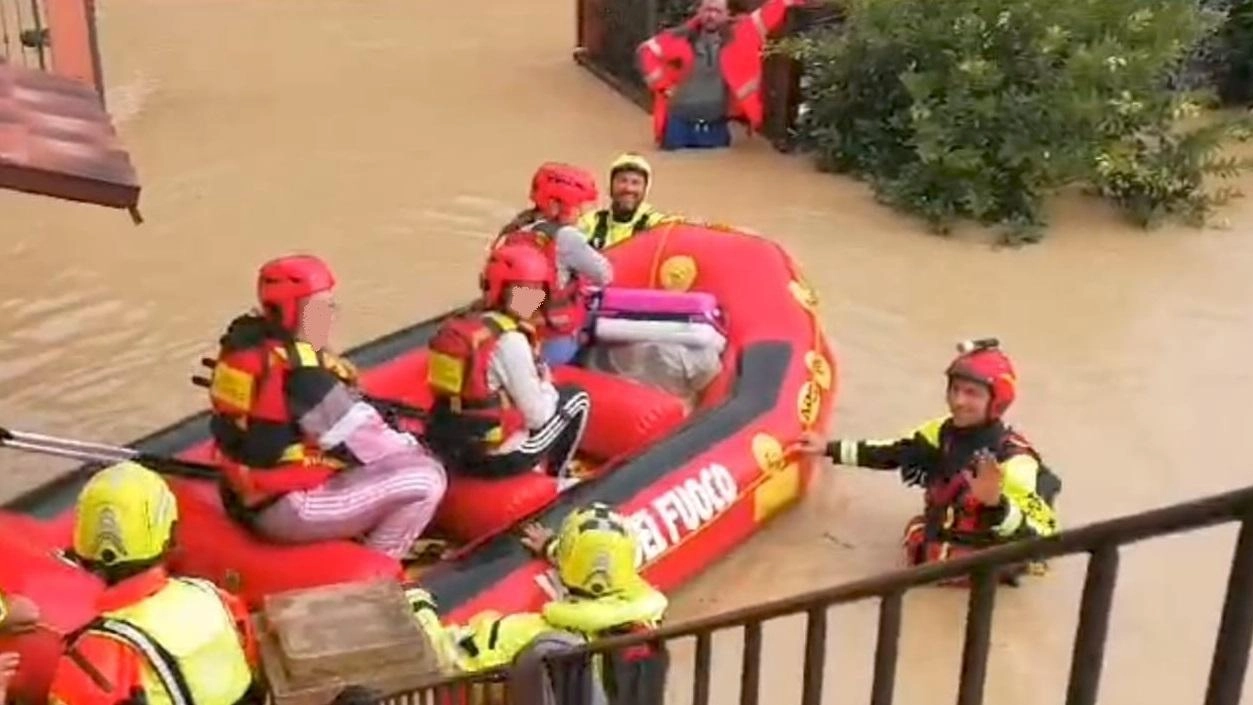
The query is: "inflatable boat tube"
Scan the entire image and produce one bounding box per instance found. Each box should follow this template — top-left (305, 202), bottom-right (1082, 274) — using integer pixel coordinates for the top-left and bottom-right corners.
top-left (0, 223), bottom-right (837, 704)
top-left (592, 317), bottom-right (728, 351)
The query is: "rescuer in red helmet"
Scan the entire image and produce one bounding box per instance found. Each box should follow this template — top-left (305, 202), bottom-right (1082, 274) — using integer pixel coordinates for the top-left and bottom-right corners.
top-left (791, 339), bottom-right (1062, 584)
top-left (495, 163), bottom-right (613, 367)
top-left (203, 254), bottom-right (447, 561)
top-left (424, 244), bottom-right (591, 483)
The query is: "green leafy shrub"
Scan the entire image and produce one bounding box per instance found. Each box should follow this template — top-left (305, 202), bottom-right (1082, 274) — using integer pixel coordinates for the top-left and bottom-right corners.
top-left (1094, 109), bottom-right (1253, 227)
top-left (786, 0), bottom-right (1253, 240)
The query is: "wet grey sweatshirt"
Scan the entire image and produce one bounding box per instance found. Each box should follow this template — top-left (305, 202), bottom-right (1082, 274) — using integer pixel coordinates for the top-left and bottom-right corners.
top-left (669, 31), bottom-right (729, 122)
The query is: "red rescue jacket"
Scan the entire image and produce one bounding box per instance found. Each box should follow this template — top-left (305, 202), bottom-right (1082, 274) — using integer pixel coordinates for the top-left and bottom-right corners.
top-left (637, 0), bottom-right (798, 145)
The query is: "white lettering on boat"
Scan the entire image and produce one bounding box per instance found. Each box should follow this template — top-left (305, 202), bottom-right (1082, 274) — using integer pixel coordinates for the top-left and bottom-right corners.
top-left (628, 463), bottom-right (740, 565)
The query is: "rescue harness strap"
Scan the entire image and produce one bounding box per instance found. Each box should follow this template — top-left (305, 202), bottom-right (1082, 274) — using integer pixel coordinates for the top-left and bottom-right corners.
top-left (591, 210), bottom-right (654, 250)
top-left (89, 618), bottom-right (196, 705)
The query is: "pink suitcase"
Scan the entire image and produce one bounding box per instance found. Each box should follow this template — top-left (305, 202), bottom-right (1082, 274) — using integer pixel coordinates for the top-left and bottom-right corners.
top-left (596, 287), bottom-right (718, 316)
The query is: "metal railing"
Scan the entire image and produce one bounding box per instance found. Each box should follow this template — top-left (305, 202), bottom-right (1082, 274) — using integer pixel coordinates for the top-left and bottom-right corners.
top-left (388, 482), bottom-right (1253, 704)
top-left (572, 0), bottom-right (843, 150)
top-left (0, 0), bottom-right (49, 69)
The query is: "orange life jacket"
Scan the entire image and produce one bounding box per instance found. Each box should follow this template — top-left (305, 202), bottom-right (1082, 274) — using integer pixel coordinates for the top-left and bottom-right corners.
top-left (424, 312), bottom-right (538, 457)
top-left (205, 315), bottom-right (350, 508)
top-left (494, 221), bottom-right (589, 337)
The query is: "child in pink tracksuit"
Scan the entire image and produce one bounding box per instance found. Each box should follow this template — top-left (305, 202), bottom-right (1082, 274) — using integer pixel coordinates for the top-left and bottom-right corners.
top-left (207, 254), bottom-right (446, 560)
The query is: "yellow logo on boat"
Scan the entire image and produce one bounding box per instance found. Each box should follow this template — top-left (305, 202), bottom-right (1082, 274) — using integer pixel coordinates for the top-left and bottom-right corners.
top-left (804, 350), bottom-right (832, 391)
top-left (788, 279), bottom-right (819, 312)
top-left (659, 255), bottom-right (697, 292)
top-left (751, 433), bottom-right (802, 523)
top-left (797, 381), bottom-right (821, 428)
top-left (751, 433), bottom-right (787, 475)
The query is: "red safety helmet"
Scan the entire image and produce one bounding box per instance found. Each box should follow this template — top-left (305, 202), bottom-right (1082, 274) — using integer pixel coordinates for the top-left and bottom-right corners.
top-left (945, 339), bottom-right (1017, 420)
top-left (257, 255), bottom-right (336, 331)
top-left (480, 244), bottom-right (553, 310)
top-left (530, 163), bottom-right (598, 221)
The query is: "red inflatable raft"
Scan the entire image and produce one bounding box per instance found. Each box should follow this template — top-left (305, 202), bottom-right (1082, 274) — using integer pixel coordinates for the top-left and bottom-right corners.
top-left (0, 224), bottom-right (836, 702)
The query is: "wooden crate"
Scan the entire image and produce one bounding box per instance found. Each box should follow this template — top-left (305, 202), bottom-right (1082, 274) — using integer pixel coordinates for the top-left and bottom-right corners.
top-left (259, 580), bottom-right (445, 705)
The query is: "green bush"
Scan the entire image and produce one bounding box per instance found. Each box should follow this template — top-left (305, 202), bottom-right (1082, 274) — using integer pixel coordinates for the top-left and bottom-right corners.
top-left (786, 0), bottom-right (1253, 241)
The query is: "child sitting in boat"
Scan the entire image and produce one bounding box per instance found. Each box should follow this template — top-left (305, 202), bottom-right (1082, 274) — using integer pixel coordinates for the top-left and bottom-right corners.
top-left (407, 503), bottom-right (668, 700)
top-left (494, 162), bottom-right (614, 367)
top-left (204, 254), bottom-right (447, 562)
top-left (790, 339), bottom-right (1062, 584)
top-left (424, 245), bottom-right (592, 483)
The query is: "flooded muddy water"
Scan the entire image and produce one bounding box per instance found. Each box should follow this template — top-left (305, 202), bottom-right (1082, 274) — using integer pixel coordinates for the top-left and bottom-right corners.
top-left (2, 0), bottom-right (1252, 702)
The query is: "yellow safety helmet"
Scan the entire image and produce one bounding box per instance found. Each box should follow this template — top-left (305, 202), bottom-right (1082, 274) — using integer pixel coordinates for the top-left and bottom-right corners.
top-left (609, 153), bottom-right (653, 194)
top-left (553, 503), bottom-right (639, 597)
top-left (72, 461), bottom-right (178, 566)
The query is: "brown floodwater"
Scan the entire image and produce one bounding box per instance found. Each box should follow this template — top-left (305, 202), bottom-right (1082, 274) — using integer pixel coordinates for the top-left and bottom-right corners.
top-left (2, 0), bottom-right (1252, 702)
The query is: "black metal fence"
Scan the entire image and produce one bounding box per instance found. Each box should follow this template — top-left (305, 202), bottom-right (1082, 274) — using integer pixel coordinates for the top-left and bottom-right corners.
top-left (572, 0), bottom-right (842, 150)
top-left (0, 0), bottom-right (48, 70)
top-left (385, 481), bottom-right (1253, 705)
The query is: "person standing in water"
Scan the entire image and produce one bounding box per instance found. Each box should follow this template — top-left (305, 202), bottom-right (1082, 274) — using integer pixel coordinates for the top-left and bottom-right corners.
top-left (406, 502), bottom-right (668, 704)
top-left (637, 0), bottom-right (806, 150)
top-left (790, 339), bottom-right (1062, 584)
top-left (577, 153), bottom-right (674, 250)
top-left (204, 254), bottom-right (447, 562)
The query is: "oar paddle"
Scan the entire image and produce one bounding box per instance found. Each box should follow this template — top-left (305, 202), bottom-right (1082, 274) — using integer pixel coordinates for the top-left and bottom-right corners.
top-left (193, 358), bottom-right (428, 420)
top-left (0, 427), bottom-right (222, 481)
